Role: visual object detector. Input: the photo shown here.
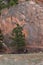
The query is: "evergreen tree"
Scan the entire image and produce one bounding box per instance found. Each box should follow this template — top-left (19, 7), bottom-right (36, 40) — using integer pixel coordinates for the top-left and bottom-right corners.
top-left (11, 24), bottom-right (25, 53)
top-left (7, 0), bottom-right (18, 8)
top-left (0, 29), bottom-right (4, 50)
top-left (0, 0), bottom-right (3, 15)
top-left (0, 0), bottom-right (18, 14)
top-left (0, 0), bottom-right (7, 15)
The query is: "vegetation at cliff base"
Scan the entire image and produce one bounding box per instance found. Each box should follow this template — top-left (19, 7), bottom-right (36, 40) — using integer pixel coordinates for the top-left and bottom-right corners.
top-left (0, 29), bottom-right (4, 50)
top-left (11, 24), bottom-right (25, 53)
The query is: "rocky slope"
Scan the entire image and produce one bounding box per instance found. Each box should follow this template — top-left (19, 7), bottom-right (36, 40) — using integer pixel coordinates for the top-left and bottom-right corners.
top-left (0, 1), bottom-right (43, 47)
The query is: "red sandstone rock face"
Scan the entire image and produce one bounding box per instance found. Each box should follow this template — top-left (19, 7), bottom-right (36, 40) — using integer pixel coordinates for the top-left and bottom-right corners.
top-left (0, 1), bottom-right (43, 46)
top-left (32, 0), bottom-right (43, 4)
top-left (38, 0), bottom-right (43, 2)
top-left (32, 0), bottom-right (43, 2)
top-left (18, 0), bottom-right (25, 2)
top-left (0, 16), bottom-right (26, 35)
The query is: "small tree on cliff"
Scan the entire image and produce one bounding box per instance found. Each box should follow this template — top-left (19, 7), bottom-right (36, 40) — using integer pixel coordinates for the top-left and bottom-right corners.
top-left (11, 24), bottom-right (25, 53)
top-left (0, 0), bottom-right (3, 15)
top-left (7, 0), bottom-right (18, 8)
top-left (0, 29), bottom-right (4, 50)
top-left (0, 0), bottom-right (18, 14)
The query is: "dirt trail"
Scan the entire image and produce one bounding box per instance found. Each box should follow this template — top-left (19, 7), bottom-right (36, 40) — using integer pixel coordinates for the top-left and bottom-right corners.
top-left (0, 53), bottom-right (43, 65)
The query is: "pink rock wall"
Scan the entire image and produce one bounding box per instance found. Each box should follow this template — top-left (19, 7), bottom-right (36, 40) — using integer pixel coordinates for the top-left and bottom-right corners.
top-left (0, 1), bottom-right (43, 46)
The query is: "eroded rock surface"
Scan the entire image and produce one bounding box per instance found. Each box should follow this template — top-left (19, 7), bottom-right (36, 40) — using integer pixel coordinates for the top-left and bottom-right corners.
top-left (0, 1), bottom-right (43, 46)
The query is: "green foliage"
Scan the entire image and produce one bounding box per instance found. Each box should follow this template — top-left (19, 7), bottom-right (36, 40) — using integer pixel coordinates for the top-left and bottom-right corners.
top-left (9, 0), bottom-right (15, 6)
top-left (0, 0), bottom-right (18, 14)
top-left (0, 29), bottom-right (3, 49)
top-left (0, 0), bottom-right (7, 15)
top-left (8, 0), bottom-right (18, 6)
top-left (13, 0), bottom-right (18, 4)
top-left (0, 0), bottom-right (3, 15)
top-left (11, 24), bottom-right (25, 53)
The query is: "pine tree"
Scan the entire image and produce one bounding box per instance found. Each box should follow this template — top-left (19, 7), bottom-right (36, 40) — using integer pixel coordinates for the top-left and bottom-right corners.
top-left (0, 0), bottom-right (18, 14)
top-left (0, 0), bottom-right (2, 15)
top-left (7, 0), bottom-right (18, 8)
top-left (0, 0), bottom-right (6, 15)
top-left (11, 24), bottom-right (25, 53)
top-left (0, 29), bottom-right (3, 50)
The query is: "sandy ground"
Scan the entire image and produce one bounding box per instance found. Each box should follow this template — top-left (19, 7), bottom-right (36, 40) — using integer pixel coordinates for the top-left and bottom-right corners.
top-left (0, 53), bottom-right (43, 65)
